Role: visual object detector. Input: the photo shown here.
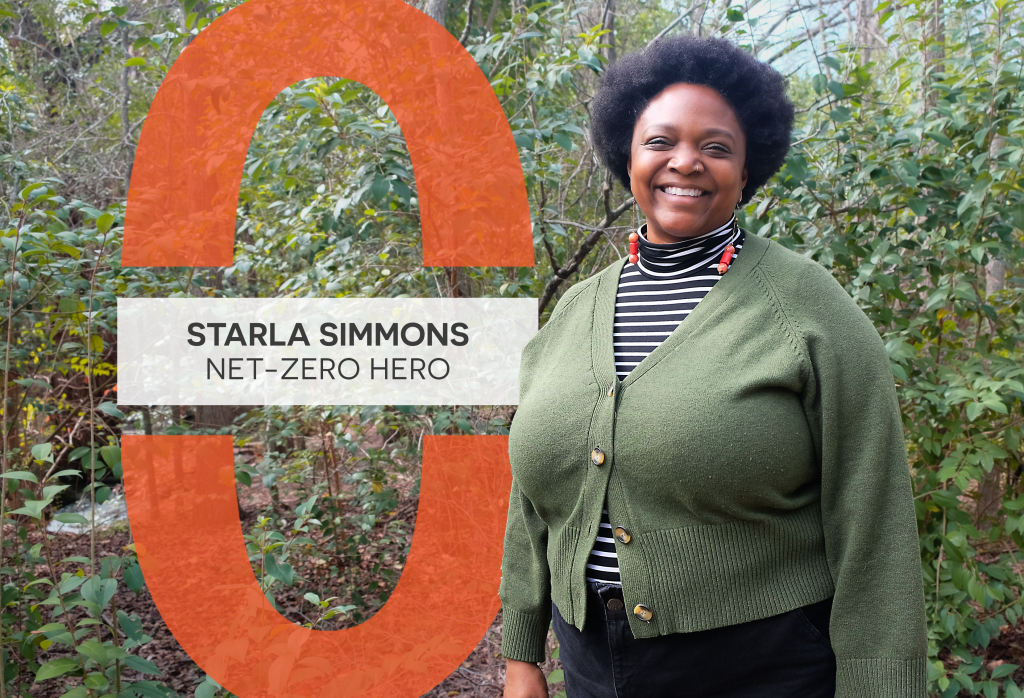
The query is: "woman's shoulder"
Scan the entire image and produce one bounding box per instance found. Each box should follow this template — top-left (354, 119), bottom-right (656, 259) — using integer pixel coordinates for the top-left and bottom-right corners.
top-left (544, 258), bottom-right (624, 325)
top-left (756, 238), bottom-right (857, 310)
top-left (754, 237), bottom-right (884, 347)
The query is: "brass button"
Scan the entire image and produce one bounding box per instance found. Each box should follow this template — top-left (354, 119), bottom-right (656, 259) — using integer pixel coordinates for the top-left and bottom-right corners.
top-left (606, 598), bottom-right (624, 612)
top-left (591, 447), bottom-right (605, 466)
top-left (614, 526), bottom-right (631, 544)
top-left (633, 604), bottom-right (653, 622)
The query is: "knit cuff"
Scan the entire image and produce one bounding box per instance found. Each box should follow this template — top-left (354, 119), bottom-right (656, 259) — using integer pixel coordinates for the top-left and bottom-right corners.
top-left (836, 657), bottom-right (928, 698)
top-left (500, 606), bottom-right (551, 664)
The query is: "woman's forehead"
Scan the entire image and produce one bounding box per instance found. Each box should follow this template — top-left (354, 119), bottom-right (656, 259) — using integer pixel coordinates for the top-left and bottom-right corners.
top-left (635, 84), bottom-right (743, 137)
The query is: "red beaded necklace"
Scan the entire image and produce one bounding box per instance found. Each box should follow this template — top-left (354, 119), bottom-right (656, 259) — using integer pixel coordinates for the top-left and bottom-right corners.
top-left (629, 218), bottom-right (738, 275)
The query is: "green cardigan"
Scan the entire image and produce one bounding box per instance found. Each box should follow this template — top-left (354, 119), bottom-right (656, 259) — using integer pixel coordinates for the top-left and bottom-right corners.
top-left (500, 231), bottom-right (927, 696)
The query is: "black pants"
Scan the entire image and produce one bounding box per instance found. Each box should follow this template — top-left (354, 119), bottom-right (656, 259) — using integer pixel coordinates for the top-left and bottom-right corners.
top-left (551, 583), bottom-right (837, 698)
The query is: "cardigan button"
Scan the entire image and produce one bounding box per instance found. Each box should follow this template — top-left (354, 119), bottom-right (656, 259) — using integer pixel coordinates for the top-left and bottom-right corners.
top-left (607, 383), bottom-right (615, 397)
top-left (614, 526), bottom-right (631, 544)
top-left (633, 604), bottom-right (653, 622)
top-left (591, 448), bottom-right (605, 466)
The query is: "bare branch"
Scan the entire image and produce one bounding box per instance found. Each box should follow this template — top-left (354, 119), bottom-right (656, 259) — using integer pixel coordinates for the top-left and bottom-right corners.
top-left (537, 188), bottom-right (634, 315)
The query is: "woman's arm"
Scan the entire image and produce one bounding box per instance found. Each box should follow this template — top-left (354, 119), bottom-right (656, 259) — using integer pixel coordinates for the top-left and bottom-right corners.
top-left (765, 256), bottom-right (928, 696)
top-left (498, 477), bottom-right (553, 663)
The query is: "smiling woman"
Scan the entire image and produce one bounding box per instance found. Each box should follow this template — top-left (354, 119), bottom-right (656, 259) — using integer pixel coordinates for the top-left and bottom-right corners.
top-left (500, 35), bottom-right (928, 698)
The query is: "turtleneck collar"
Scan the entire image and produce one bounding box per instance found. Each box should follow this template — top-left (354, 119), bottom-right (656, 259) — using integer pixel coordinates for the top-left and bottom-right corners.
top-left (634, 215), bottom-right (740, 280)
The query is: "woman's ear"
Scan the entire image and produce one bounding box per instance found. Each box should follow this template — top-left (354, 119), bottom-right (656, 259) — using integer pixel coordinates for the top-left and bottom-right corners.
top-left (626, 155), bottom-right (632, 181)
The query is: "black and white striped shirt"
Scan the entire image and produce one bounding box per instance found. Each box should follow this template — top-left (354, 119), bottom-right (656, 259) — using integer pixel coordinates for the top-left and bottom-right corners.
top-left (584, 215), bottom-right (746, 586)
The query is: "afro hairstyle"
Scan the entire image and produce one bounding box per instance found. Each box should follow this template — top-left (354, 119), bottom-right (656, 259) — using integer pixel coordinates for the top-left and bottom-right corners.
top-left (590, 35), bottom-right (795, 205)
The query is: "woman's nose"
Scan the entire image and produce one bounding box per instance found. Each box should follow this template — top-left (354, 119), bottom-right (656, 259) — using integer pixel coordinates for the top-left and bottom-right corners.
top-left (666, 145), bottom-right (702, 174)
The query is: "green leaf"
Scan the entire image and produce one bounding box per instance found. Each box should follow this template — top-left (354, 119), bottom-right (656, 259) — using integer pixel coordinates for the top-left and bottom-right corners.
top-left (31, 443), bottom-right (53, 463)
top-left (123, 655), bottom-right (162, 676)
top-left (100, 20), bottom-right (118, 37)
top-left (128, 682), bottom-right (176, 698)
top-left (123, 563), bottom-right (145, 593)
top-left (10, 498), bottom-right (52, 518)
top-left (69, 446), bottom-right (91, 461)
top-left (117, 609), bottom-right (145, 642)
top-left (57, 686), bottom-right (87, 698)
top-left (95, 485), bottom-right (111, 505)
top-left (80, 576), bottom-right (117, 610)
top-left (124, 57), bottom-right (146, 67)
top-left (926, 131), bottom-right (954, 147)
top-left (83, 673), bottom-right (109, 690)
top-left (96, 212), bottom-right (115, 234)
top-left (99, 445), bottom-right (121, 470)
top-left (514, 133), bottom-right (534, 149)
top-left (61, 556), bottom-right (92, 565)
top-left (97, 402), bottom-right (125, 419)
top-left (968, 577), bottom-right (985, 602)
top-left (369, 176), bottom-right (390, 201)
top-left (54, 513), bottom-right (90, 525)
top-left (76, 638), bottom-right (125, 664)
top-left (547, 669), bottom-right (564, 683)
top-left (42, 484), bottom-right (67, 499)
top-left (0, 471), bottom-right (38, 483)
top-left (58, 574), bottom-right (86, 595)
top-left (829, 106), bottom-right (851, 122)
top-left (265, 554), bottom-right (294, 585)
top-left (966, 402), bottom-right (984, 421)
top-left (35, 657), bottom-right (80, 681)
top-left (195, 681), bottom-right (217, 698)
top-left (991, 663), bottom-right (1018, 679)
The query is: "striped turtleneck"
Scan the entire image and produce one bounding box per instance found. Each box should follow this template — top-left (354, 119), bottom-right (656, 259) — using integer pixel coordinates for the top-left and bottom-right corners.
top-left (584, 214), bottom-right (747, 586)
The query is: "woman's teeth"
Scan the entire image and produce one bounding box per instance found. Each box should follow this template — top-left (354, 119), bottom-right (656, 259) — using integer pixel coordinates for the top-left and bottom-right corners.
top-left (662, 187), bottom-right (706, 197)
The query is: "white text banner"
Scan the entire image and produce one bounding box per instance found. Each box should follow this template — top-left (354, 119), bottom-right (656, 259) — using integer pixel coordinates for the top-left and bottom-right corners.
top-left (117, 298), bottom-right (538, 406)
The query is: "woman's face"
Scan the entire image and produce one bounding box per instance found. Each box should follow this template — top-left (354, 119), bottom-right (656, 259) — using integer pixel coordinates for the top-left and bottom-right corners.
top-left (627, 82), bottom-right (748, 243)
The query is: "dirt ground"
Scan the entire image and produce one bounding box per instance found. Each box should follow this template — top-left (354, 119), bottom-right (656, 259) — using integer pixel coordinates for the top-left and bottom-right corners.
top-left (16, 456), bottom-right (565, 698)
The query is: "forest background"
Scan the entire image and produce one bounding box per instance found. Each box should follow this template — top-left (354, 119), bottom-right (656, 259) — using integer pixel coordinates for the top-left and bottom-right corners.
top-left (1, 0), bottom-right (1023, 695)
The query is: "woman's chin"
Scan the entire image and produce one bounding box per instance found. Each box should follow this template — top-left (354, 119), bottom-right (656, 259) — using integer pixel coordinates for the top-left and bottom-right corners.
top-left (648, 213), bottom-right (718, 241)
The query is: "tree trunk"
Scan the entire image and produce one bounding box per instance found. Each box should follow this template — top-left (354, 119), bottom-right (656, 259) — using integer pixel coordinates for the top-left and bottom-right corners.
top-left (920, 0), bottom-right (944, 115)
top-left (976, 132), bottom-right (1007, 529)
top-left (120, 24), bottom-right (134, 195)
top-left (425, 0), bottom-right (449, 24)
top-left (693, 2), bottom-right (708, 38)
top-left (484, 0), bottom-right (501, 33)
top-left (194, 405), bottom-right (253, 430)
top-left (855, 0), bottom-right (882, 66)
top-left (602, 0), bottom-right (617, 64)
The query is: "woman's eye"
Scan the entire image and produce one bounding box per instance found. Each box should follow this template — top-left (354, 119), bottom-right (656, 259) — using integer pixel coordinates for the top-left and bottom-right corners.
top-left (644, 138), bottom-right (669, 146)
top-left (706, 144), bottom-right (729, 152)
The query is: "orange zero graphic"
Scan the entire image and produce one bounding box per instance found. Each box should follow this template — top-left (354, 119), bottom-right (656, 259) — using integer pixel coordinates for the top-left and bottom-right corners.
top-left (121, 0), bottom-right (532, 695)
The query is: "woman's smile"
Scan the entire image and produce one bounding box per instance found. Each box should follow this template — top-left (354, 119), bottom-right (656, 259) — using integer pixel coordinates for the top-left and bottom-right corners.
top-left (655, 185), bottom-right (710, 201)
